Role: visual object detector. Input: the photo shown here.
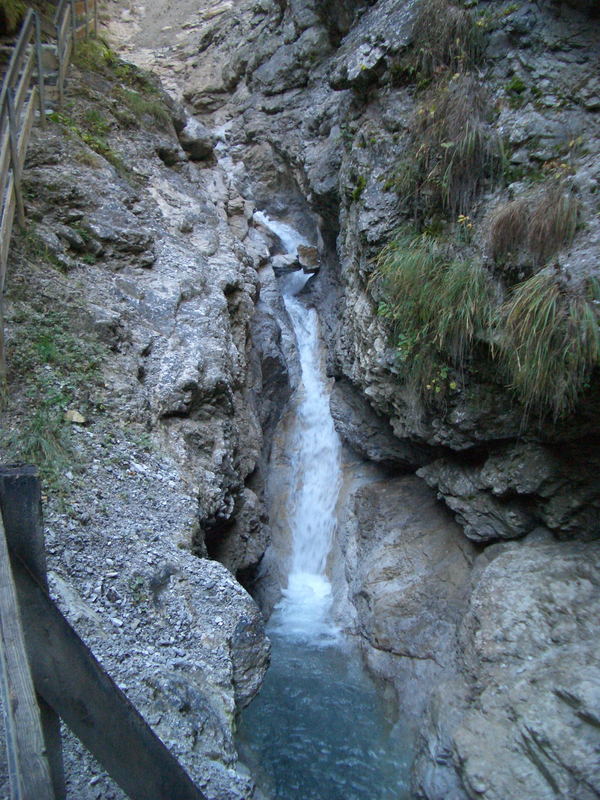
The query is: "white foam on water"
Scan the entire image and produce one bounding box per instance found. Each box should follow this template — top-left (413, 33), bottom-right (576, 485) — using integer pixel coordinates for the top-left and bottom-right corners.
top-left (253, 210), bottom-right (309, 257)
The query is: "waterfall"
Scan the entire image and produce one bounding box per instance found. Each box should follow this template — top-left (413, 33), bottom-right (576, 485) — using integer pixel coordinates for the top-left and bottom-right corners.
top-left (237, 213), bottom-right (410, 800)
top-left (269, 285), bottom-right (342, 644)
top-left (255, 211), bottom-right (342, 644)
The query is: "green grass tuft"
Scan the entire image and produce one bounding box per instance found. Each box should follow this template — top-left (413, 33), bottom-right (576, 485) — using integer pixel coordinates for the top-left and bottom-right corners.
top-left (73, 38), bottom-right (162, 96)
top-left (374, 230), bottom-right (495, 395)
top-left (114, 87), bottom-right (171, 128)
top-left (0, 0), bottom-right (24, 32)
top-left (499, 272), bottom-right (600, 420)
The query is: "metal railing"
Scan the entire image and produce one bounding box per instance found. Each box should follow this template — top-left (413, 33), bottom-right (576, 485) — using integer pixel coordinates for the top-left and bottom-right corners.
top-left (0, 1), bottom-right (97, 382)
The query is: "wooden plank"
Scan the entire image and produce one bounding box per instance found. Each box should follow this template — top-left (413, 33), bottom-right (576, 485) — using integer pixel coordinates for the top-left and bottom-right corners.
top-left (0, 467), bottom-right (66, 800)
top-left (0, 288), bottom-right (5, 384)
top-left (0, 11), bottom-right (34, 111)
top-left (0, 514), bottom-right (55, 800)
top-left (69, 0), bottom-right (76, 54)
top-left (0, 467), bottom-right (49, 592)
top-left (13, 52), bottom-right (34, 120)
top-left (18, 86), bottom-right (38, 169)
top-left (57, 36), bottom-right (72, 107)
top-left (58, 13), bottom-right (71, 51)
top-left (0, 184), bottom-right (16, 290)
top-left (34, 15), bottom-right (46, 128)
top-left (0, 127), bottom-right (11, 208)
top-left (11, 560), bottom-right (209, 800)
top-left (0, 71), bottom-right (36, 220)
top-left (53, 0), bottom-right (69, 27)
top-left (6, 91), bottom-right (25, 228)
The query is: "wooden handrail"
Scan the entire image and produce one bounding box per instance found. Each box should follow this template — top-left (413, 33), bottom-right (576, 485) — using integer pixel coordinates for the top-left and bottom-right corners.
top-left (0, 466), bottom-right (209, 800)
top-left (0, 0), bottom-right (97, 382)
top-left (0, 511), bottom-right (55, 800)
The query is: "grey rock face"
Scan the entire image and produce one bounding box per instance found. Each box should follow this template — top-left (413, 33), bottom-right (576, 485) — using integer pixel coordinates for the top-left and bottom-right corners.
top-left (99, 2), bottom-right (600, 799)
top-left (450, 541), bottom-right (600, 800)
top-left (330, 378), bottom-right (436, 469)
top-left (3, 48), bottom-right (281, 796)
top-left (339, 475), bottom-right (476, 717)
top-left (178, 117), bottom-right (214, 161)
top-left (419, 442), bottom-right (600, 542)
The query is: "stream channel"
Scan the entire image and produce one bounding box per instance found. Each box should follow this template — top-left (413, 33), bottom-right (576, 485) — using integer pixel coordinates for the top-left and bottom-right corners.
top-left (236, 215), bottom-right (412, 800)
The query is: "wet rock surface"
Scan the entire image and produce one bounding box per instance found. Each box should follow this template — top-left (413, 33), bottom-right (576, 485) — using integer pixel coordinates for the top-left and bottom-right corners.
top-left (418, 540), bottom-right (600, 800)
top-left (142, 0), bottom-right (599, 796)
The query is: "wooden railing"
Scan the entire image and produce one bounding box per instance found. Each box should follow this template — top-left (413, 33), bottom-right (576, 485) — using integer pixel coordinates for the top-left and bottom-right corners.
top-left (0, 466), bottom-right (208, 800)
top-left (0, 1), bottom-right (98, 382)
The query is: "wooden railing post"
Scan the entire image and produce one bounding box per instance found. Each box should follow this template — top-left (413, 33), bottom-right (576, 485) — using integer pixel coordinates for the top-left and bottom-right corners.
top-left (0, 512), bottom-right (55, 800)
top-left (0, 295), bottom-right (5, 390)
top-left (0, 466), bottom-right (66, 800)
top-left (5, 91), bottom-right (25, 230)
top-left (69, 0), bottom-right (76, 53)
top-left (34, 13), bottom-right (46, 129)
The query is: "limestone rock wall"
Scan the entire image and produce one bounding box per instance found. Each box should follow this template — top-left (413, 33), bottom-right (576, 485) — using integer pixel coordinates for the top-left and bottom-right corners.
top-left (5, 1), bottom-right (598, 798)
top-left (0, 45), bottom-right (280, 799)
top-left (162, 0), bottom-right (600, 797)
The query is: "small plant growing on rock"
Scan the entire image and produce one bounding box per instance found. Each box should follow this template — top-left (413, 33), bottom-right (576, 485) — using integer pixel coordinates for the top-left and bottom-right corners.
top-left (393, 0), bottom-right (484, 85)
top-left (504, 75), bottom-right (528, 108)
top-left (1, 290), bottom-right (106, 488)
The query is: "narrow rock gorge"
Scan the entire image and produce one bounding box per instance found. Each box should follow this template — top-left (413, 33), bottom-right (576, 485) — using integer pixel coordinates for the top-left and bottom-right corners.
top-left (1, 0), bottom-right (599, 798)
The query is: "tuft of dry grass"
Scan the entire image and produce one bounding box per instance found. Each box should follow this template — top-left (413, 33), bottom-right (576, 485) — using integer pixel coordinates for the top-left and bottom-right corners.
top-left (489, 183), bottom-right (579, 267)
top-left (411, 0), bottom-right (484, 79)
top-left (527, 184), bottom-right (579, 265)
top-left (392, 75), bottom-right (502, 217)
top-left (488, 198), bottom-right (530, 262)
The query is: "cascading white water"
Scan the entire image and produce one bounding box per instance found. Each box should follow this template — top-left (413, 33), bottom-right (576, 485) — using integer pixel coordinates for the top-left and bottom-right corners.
top-left (269, 278), bottom-right (342, 643)
top-left (238, 213), bottom-right (411, 800)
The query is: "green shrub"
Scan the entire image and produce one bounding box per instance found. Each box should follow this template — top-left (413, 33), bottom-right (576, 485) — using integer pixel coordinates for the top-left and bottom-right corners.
top-left (390, 75), bottom-right (503, 217)
top-left (499, 272), bottom-right (600, 419)
top-left (374, 230), bottom-right (495, 393)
